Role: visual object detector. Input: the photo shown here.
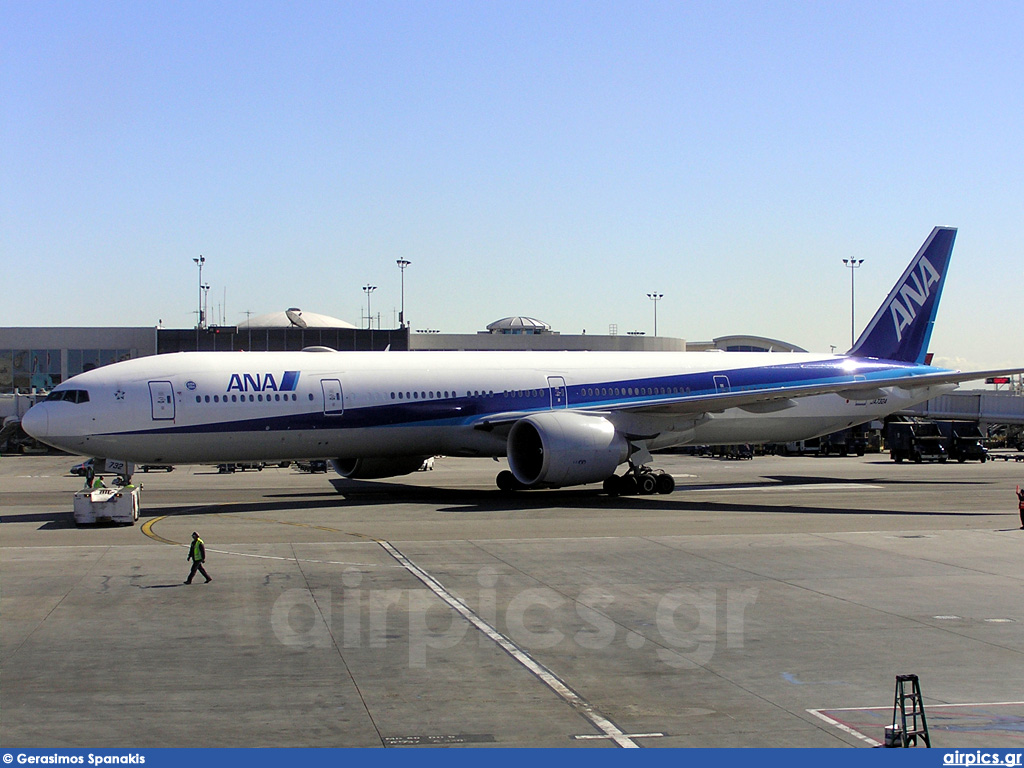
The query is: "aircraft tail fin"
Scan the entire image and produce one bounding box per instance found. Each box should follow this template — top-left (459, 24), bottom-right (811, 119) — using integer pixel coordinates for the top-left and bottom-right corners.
top-left (847, 227), bottom-right (957, 363)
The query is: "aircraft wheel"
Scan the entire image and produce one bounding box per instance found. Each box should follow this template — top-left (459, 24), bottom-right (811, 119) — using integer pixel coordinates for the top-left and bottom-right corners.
top-left (618, 475), bottom-right (638, 495)
top-left (638, 473), bottom-right (658, 495)
top-left (496, 470), bottom-right (519, 492)
top-left (656, 473), bottom-right (675, 494)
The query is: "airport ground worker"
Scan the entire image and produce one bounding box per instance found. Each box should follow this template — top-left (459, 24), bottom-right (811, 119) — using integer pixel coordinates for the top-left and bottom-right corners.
top-left (83, 465), bottom-right (105, 489)
top-left (185, 531), bottom-right (212, 584)
top-left (1017, 486), bottom-right (1024, 530)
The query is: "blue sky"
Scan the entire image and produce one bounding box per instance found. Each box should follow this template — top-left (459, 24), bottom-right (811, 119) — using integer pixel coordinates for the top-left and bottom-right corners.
top-left (3, 1), bottom-right (1022, 370)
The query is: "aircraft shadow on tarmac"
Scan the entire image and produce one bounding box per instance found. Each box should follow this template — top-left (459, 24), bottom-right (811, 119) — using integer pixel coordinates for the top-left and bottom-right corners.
top-left (312, 476), bottom-right (996, 516)
top-left (758, 474), bottom-right (991, 488)
top-left (1, 472), bottom-right (1000, 528)
top-left (322, 474), bottom-right (1000, 517)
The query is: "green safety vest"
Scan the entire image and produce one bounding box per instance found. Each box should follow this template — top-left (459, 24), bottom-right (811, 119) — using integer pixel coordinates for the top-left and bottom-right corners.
top-left (190, 537), bottom-right (205, 562)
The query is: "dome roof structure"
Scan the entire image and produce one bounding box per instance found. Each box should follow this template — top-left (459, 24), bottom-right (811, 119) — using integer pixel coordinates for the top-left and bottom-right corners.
top-left (712, 335), bottom-right (807, 353)
top-left (485, 316), bottom-right (552, 334)
top-left (238, 308), bottom-right (356, 330)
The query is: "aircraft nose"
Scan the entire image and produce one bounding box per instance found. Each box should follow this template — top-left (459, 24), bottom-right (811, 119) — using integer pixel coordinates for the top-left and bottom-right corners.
top-left (21, 403), bottom-right (48, 439)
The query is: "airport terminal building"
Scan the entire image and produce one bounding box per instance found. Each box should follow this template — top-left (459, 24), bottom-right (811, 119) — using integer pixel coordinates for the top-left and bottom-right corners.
top-left (0, 314), bottom-right (675, 394)
top-left (0, 313), bottom-right (813, 398)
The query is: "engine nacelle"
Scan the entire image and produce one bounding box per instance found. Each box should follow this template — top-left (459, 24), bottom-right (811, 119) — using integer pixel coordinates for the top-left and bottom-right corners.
top-left (331, 455), bottom-right (429, 480)
top-left (507, 411), bottom-right (628, 488)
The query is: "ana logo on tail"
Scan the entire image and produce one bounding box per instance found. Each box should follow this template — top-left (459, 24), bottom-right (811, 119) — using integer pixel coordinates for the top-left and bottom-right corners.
top-left (889, 255), bottom-right (941, 342)
top-left (848, 227), bottom-right (955, 363)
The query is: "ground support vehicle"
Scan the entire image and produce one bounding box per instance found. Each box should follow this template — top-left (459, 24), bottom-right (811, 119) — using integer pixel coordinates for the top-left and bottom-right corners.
top-left (294, 460), bottom-right (328, 473)
top-left (817, 428), bottom-right (867, 456)
top-left (887, 421), bottom-right (948, 463)
top-left (989, 451), bottom-right (1024, 462)
top-left (217, 462), bottom-right (265, 473)
top-left (73, 485), bottom-right (141, 525)
top-left (934, 421), bottom-right (988, 463)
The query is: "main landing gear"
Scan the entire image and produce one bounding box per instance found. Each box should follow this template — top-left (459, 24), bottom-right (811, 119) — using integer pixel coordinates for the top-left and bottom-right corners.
top-left (493, 466), bottom-right (676, 495)
top-left (603, 465), bottom-right (675, 496)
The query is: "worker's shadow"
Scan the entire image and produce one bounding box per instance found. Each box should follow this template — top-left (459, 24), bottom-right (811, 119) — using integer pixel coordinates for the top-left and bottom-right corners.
top-left (133, 583), bottom-right (187, 589)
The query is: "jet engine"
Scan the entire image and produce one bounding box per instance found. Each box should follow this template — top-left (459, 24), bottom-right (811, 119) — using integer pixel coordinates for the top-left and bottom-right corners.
top-left (506, 411), bottom-right (628, 488)
top-left (330, 456), bottom-right (430, 479)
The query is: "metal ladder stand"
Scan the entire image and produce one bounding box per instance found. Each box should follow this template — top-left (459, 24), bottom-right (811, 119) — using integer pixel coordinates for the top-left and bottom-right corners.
top-left (889, 674), bottom-right (931, 747)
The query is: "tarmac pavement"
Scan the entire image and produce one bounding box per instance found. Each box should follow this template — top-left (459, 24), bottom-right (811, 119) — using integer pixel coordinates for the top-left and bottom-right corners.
top-left (2, 452), bottom-right (1023, 748)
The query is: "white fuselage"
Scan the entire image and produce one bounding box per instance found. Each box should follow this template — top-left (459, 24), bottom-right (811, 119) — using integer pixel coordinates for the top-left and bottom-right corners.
top-left (23, 349), bottom-right (951, 465)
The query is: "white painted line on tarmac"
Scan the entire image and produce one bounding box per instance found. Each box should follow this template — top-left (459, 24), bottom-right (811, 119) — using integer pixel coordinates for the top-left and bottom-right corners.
top-left (806, 708), bottom-right (883, 747)
top-left (817, 699), bottom-right (1024, 711)
top-left (689, 483), bottom-right (884, 492)
top-left (573, 732), bottom-right (665, 742)
top-left (809, 700), bottom-right (1024, 746)
top-left (207, 548), bottom-right (403, 569)
top-left (377, 539), bottom-right (641, 748)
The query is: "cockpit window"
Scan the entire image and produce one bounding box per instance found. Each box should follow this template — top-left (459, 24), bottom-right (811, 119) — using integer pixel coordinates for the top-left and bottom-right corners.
top-left (45, 389), bottom-right (90, 404)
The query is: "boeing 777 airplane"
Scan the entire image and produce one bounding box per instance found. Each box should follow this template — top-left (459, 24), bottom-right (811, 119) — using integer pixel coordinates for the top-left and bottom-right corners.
top-left (22, 227), bottom-right (1022, 495)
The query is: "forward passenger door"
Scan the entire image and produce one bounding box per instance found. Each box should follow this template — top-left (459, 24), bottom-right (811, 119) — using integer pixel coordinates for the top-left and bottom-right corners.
top-left (321, 379), bottom-right (344, 416)
top-left (148, 381), bottom-right (175, 421)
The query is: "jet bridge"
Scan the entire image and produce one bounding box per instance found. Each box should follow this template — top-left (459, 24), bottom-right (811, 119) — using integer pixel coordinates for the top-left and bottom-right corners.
top-left (899, 389), bottom-right (1024, 426)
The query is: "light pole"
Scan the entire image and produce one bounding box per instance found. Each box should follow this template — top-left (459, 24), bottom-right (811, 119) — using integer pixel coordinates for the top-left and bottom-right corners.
top-left (201, 283), bottom-right (211, 329)
top-left (243, 310), bottom-right (253, 350)
top-left (842, 258), bottom-right (864, 347)
top-left (193, 255), bottom-right (205, 328)
top-left (362, 285), bottom-right (377, 329)
top-left (396, 258), bottom-right (411, 328)
top-left (647, 292), bottom-right (663, 337)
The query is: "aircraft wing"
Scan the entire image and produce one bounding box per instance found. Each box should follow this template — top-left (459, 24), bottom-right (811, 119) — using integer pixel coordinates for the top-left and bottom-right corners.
top-left (621, 367), bottom-right (1024, 416)
top-left (473, 367), bottom-right (1023, 430)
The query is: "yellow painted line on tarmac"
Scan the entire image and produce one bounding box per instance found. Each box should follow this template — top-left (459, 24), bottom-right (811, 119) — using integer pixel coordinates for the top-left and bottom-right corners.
top-left (140, 508), bottom-right (384, 545)
top-left (140, 511), bottom-right (393, 568)
top-left (140, 516), bottom-right (183, 546)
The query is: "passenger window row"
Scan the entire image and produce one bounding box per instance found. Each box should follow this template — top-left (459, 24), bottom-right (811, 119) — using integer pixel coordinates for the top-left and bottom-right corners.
top-left (386, 386), bottom-right (690, 402)
top-left (389, 389), bottom-right (548, 401)
top-left (580, 386), bottom-right (690, 397)
top-left (195, 393), bottom-right (303, 404)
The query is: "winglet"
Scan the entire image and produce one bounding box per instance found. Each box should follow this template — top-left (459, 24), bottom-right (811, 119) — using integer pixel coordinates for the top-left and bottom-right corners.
top-left (847, 227), bottom-right (957, 363)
